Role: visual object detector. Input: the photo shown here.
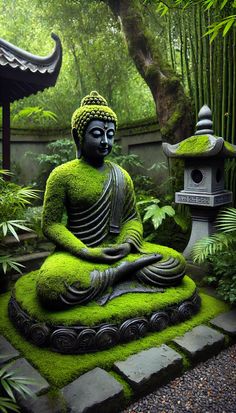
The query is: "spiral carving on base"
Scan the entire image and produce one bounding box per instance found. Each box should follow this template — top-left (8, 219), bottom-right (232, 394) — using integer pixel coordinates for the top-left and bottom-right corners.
top-left (8, 290), bottom-right (201, 354)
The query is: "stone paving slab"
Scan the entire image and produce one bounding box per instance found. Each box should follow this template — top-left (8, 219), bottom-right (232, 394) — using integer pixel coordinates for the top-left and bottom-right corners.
top-left (0, 335), bottom-right (19, 364)
top-left (173, 325), bottom-right (225, 362)
top-left (17, 393), bottom-right (64, 413)
top-left (114, 345), bottom-right (183, 393)
top-left (210, 309), bottom-right (236, 336)
top-left (62, 367), bottom-right (124, 413)
top-left (5, 358), bottom-right (50, 395)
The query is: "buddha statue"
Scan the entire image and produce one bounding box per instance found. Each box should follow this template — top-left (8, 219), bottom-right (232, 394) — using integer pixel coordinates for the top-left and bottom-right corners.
top-left (37, 91), bottom-right (186, 309)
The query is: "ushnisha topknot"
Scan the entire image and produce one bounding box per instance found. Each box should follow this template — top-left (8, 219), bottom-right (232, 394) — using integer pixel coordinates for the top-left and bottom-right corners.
top-left (71, 91), bottom-right (118, 145)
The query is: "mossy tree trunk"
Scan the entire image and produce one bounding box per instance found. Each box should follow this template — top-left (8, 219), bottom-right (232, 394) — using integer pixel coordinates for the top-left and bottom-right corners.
top-left (102, 0), bottom-right (194, 144)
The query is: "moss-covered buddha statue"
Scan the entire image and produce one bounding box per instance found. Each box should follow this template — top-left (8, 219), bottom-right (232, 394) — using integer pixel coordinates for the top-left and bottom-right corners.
top-left (9, 91), bottom-right (200, 354)
top-left (37, 91), bottom-right (185, 308)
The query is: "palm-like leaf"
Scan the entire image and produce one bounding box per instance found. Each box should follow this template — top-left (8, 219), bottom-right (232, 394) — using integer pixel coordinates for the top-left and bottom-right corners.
top-left (216, 207), bottom-right (236, 233)
top-left (0, 365), bottom-right (36, 401)
top-left (0, 170), bottom-right (13, 183)
top-left (0, 397), bottom-right (20, 413)
top-left (0, 220), bottom-right (32, 241)
top-left (191, 232), bottom-right (235, 263)
top-left (0, 255), bottom-right (25, 275)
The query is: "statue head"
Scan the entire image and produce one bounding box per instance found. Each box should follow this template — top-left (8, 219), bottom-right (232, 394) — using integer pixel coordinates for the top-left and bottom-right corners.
top-left (71, 91), bottom-right (117, 164)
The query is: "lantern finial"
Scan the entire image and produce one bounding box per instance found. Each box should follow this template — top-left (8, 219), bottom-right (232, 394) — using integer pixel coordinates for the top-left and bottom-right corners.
top-left (195, 104), bottom-right (214, 135)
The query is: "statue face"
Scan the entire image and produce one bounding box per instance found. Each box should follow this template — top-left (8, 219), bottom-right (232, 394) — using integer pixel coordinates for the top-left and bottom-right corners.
top-left (82, 120), bottom-right (115, 165)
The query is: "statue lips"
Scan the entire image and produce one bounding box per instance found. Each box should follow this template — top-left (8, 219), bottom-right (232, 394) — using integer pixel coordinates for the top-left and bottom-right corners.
top-left (97, 145), bottom-right (110, 156)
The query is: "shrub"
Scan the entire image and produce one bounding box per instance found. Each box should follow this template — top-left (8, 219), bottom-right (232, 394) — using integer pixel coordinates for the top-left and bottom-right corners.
top-left (192, 207), bottom-right (236, 304)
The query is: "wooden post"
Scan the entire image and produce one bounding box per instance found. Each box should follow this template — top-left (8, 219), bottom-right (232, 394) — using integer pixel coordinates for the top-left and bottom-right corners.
top-left (2, 100), bottom-right (11, 179)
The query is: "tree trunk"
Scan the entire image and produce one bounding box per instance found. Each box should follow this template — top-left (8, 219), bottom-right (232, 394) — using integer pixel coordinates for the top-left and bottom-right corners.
top-left (103, 0), bottom-right (194, 144)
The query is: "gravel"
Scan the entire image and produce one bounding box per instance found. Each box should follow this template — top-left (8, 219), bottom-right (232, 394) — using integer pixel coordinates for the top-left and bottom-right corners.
top-left (122, 344), bottom-right (236, 413)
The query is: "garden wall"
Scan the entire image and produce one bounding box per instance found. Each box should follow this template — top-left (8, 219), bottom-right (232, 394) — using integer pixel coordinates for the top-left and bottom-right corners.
top-left (0, 119), bottom-right (167, 184)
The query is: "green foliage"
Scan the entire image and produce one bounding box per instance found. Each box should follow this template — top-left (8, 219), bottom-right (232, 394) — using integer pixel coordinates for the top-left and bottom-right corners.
top-left (0, 0), bottom-right (155, 128)
top-left (0, 397), bottom-right (20, 413)
top-left (0, 174), bottom-right (39, 227)
top-left (26, 139), bottom-right (75, 189)
top-left (208, 251), bottom-right (236, 303)
top-left (0, 359), bottom-right (36, 412)
top-left (0, 170), bottom-right (39, 276)
top-left (192, 208), bottom-right (236, 263)
top-left (204, 14), bottom-right (236, 41)
top-left (138, 198), bottom-right (175, 229)
top-left (23, 206), bottom-right (43, 239)
top-left (192, 207), bottom-right (236, 304)
top-left (0, 256), bottom-right (24, 276)
top-left (12, 106), bottom-right (58, 128)
top-left (108, 144), bottom-right (143, 169)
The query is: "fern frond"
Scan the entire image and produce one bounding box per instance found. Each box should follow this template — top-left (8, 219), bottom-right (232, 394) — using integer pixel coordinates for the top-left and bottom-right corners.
top-left (191, 232), bottom-right (235, 263)
top-left (216, 207), bottom-right (236, 233)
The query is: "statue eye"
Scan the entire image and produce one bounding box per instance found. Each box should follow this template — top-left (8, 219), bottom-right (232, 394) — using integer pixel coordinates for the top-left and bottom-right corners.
top-left (91, 128), bottom-right (103, 138)
top-left (107, 130), bottom-right (114, 138)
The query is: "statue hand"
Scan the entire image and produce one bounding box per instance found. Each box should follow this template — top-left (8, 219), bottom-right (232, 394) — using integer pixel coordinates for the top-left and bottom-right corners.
top-left (80, 243), bottom-right (131, 263)
top-left (102, 242), bottom-right (131, 261)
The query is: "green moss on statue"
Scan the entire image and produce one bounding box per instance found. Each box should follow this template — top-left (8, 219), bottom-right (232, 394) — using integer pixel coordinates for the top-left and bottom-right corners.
top-left (11, 91), bottom-right (189, 312)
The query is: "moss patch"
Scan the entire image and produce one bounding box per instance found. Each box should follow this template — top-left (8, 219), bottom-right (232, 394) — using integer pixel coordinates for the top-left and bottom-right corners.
top-left (0, 292), bottom-right (229, 389)
top-left (176, 135), bottom-right (211, 155)
top-left (224, 140), bottom-right (236, 154)
top-left (14, 271), bottom-right (194, 326)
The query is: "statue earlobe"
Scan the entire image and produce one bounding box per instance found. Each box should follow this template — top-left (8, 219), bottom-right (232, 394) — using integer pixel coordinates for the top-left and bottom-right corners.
top-left (72, 128), bottom-right (82, 159)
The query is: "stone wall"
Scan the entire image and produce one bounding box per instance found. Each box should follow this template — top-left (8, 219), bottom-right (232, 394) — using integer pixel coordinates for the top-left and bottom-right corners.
top-left (0, 119), bottom-right (168, 184)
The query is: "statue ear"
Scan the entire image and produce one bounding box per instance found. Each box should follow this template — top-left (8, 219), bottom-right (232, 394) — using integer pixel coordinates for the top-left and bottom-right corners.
top-left (72, 128), bottom-right (81, 159)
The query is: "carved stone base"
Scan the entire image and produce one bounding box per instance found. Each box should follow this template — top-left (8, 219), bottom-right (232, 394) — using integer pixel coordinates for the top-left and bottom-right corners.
top-left (8, 291), bottom-right (201, 354)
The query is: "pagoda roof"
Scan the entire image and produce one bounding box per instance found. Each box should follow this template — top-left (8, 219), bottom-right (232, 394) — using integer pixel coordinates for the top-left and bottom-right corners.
top-left (163, 134), bottom-right (236, 158)
top-left (0, 33), bottom-right (62, 105)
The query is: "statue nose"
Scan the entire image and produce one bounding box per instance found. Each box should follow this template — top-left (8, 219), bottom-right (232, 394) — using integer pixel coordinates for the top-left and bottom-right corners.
top-left (101, 133), bottom-right (108, 147)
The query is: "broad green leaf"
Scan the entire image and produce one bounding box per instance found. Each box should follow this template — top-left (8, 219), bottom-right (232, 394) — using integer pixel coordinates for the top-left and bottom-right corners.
top-left (161, 205), bottom-right (175, 217)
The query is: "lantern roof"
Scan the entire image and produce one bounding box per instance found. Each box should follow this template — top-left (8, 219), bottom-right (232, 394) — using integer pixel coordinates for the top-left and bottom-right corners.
top-left (163, 105), bottom-right (236, 158)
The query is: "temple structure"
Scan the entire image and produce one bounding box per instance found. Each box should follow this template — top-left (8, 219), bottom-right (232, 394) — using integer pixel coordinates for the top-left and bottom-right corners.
top-left (0, 33), bottom-right (62, 171)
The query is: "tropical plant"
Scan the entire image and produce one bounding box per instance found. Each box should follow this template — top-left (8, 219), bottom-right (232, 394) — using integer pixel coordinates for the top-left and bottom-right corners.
top-left (192, 208), bottom-right (236, 262)
top-left (0, 358), bottom-right (35, 413)
top-left (192, 207), bottom-right (236, 304)
top-left (138, 196), bottom-right (190, 231)
top-left (138, 198), bottom-right (176, 230)
top-left (0, 170), bottom-right (39, 277)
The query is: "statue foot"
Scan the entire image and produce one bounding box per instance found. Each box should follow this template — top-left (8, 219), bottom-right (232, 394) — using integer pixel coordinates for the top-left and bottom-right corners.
top-left (136, 257), bottom-right (186, 287)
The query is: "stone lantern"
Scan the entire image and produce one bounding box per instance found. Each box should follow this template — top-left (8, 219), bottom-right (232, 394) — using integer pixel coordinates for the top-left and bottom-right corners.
top-left (162, 105), bottom-right (236, 258)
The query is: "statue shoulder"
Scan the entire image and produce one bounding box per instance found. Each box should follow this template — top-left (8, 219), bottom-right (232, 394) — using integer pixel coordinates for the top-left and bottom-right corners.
top-left (47, 159), bottom-right (80, 184)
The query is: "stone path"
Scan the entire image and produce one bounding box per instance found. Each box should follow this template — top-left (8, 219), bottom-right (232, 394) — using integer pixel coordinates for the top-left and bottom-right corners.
top-left (121, 344), bottom-right (236, 413)
top-left (0, 309), bottom-right (235, 413)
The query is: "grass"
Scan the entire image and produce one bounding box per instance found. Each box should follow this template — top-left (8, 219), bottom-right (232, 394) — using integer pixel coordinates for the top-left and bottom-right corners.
top-left (0, 291), bottom-right (229, 390)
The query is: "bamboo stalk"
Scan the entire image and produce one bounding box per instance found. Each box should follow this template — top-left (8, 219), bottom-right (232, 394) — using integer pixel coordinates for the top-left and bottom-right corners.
top-left (198, 4), bottom-right (203, 107)
top-left (226, 32), bottom-right (232, 140)
top-left (183, 10), bottom-right (193, 98)
top-left (232, 28), bottom-right (236, 144)
top-left (221, 35), bottom-right (227, 138)
top-left (179, 11), bottom-right (185, 86)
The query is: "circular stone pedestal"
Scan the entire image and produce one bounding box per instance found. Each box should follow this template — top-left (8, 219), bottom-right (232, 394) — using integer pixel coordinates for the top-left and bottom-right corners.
top-left (8, 272), bottom-right (201, 354)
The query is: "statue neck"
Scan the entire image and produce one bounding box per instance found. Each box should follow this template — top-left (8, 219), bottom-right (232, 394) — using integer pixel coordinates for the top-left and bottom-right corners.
top-left (81, 156), bottom-right (107, 172)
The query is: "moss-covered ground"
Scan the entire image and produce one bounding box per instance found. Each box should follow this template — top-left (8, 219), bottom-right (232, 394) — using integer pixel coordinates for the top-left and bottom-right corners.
top-left (0, 291), bottom-right (229, 391)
